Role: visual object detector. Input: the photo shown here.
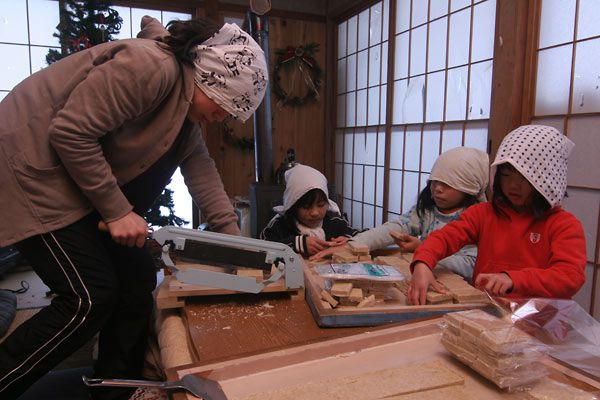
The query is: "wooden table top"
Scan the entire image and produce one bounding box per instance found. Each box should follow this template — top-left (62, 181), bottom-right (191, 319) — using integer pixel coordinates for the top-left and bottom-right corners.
top-left (182, 291), bottom-right (373, 366)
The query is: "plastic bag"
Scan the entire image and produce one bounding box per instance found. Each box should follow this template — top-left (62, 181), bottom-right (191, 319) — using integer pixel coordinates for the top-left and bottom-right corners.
top-left (507, 298), bottom-right (600, 380)
top-left (315, 263), bottom-right (406, 282)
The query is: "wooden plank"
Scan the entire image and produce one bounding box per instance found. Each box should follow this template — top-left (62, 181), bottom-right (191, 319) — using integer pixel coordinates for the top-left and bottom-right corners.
top-left (155, 275), bottom-right (185, 310)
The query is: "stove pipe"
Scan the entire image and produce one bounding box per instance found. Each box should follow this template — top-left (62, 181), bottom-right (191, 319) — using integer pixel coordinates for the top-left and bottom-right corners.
top-left (247, 11), bottom-right (273, 184)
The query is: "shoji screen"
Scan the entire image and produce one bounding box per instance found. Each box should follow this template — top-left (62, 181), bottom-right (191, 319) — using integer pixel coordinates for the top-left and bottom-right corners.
top-left (532, 0), bottom-right (600, 317)
top-left (335, 0), bottom-right (496, 229)
top-left (335, 1), bottom-right (390, 230)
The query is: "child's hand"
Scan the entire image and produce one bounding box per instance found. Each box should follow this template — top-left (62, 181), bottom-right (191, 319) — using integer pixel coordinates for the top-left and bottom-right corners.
top-left (306, 237), bottom-right (332, 256)
top-left (309, 243), bottom-right (346, 261)
top-left (390, 232), bottom-right (421, 252)
top-left (329, 236), bottom-right (349, 246)
top-left (407, 262), bottom-right (445, 305)
top-left (474, 273), bottom-right (514, 296)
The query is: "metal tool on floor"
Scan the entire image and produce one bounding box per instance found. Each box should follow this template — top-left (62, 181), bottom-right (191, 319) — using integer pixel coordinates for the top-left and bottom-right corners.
top-left (82, 374), bottom-right (227, 399)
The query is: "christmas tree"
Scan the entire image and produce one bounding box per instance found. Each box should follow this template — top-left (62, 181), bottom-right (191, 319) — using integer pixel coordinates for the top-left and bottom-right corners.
top-left (47, 1), bottom-right (189, 228)
top-left (144, 184), bottom-right (189, 228)
top-left (46, 0), bottom-right (122, 65)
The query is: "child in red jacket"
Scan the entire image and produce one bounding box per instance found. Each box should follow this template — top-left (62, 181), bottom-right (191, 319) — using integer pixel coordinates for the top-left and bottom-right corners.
top-left (408, 125), bottom-right (586, 305)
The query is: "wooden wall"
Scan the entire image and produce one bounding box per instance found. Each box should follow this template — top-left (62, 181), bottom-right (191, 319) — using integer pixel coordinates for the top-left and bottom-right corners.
top-left (204, 14), bottom-right (328, 197)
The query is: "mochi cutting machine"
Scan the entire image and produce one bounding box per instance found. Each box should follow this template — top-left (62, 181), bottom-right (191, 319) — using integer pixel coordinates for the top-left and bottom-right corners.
top-left (152, 226), bottom-right (304, 293)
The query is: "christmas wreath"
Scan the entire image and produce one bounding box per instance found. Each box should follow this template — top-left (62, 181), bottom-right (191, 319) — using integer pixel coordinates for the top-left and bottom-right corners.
top-left (273, 43), bottom-right (322, 107)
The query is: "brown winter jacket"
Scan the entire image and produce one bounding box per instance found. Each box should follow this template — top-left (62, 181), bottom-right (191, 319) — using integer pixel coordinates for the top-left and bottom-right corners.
top-left (0, 17), bottom-right (239, 246)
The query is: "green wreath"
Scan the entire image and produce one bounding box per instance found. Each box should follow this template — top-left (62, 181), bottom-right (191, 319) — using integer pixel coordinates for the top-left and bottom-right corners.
top-left (273, 43), bottom-right (322, 107)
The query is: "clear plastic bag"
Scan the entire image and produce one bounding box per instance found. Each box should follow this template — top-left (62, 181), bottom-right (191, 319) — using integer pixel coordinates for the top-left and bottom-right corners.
top-left (315, 262), bottom-right (406, 282)
top-left (507, 298), bottom-right (600, 380)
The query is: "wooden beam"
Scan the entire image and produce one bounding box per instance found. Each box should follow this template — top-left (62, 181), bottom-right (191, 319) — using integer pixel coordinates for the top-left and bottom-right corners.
top-left (487, 0), bottom-right (533, 160)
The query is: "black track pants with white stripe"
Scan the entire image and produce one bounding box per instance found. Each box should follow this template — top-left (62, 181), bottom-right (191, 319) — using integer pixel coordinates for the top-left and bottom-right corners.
top-left (0, 212), bottom-right (157, 400)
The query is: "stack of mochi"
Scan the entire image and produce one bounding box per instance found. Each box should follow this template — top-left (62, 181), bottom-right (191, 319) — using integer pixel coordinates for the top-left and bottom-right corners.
top-left (441, 309), bottom-right (548, 390)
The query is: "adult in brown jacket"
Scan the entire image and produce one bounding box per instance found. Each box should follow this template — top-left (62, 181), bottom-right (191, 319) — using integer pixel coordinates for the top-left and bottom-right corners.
top-left (0, 16), bottom-right (268, 400)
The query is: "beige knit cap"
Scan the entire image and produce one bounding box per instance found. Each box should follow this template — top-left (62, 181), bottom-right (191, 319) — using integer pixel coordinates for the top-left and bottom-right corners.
top-left (429, 147), bottom-right (490, 202)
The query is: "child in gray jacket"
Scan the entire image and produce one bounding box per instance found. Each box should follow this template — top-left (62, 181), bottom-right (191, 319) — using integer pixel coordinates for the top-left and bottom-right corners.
top-left (311, 147), bottom-right (489, 282)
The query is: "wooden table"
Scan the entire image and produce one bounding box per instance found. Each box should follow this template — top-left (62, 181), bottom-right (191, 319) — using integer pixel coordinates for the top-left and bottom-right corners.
top-left (180, 291), bottom-right (376, 366)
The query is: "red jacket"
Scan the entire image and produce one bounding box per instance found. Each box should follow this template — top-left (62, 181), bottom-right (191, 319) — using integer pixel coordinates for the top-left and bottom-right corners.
top-left (412, 202), bottom-right (586, 298)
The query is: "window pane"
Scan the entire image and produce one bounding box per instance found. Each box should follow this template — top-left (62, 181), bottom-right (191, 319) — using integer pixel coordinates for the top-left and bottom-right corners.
top-left (368, 44), bottom-right (381, 86)
top-left (464, 121), bottom-right (488, 151)
top-left (0, 44), bottom-right (30, 90)
top-left (28, 0), bottom-right (60, 46)
top-left (343, 163), bottom-right (353, 198)
top-left (535, 45), bottom-right (572, 116)
top-left (396, 0), bottom-right (411, 33)
top-left (337, 93), bottom-right (346, 127)
top-left (448, 8), bottom-right (470, 68)
top-left (347, 15), bottom-right (358, 54)
top-left (392, 78), bottom-right (408, 124)
top-left (412, 0), bottom-right (428, 27)
top-left (338, 21), bottom-right (347, 58)
top-left (381, 41), bottom-right (389, 84)
top-left (335, 129), bottom-right (344, 162)
top-left (364, 128), bottom-right (378, 165)
top-left (567, 116), bottom-right (600, 188)
top-left (0, 1), bottom-right (28, 43)
top-left (382, 0), bottom-right (390, 40)
top-left (357, 89), bottom-right (367, 126)
top-left (577, 0), bottom-right (600, 40)
top-left (131, 8), bottom-right (161, 37)
top-left (344, 129), bottom-right (354, 163)
top-left (358, 9), bottom-right (369, 51)
top-left (471, 0), bottom-right (496, 62)
top-left (112, 6), bottom-right (132, 39)
top-left (445, 66), bottom-right (468, 121)
top-left (430, 0), bottom-right (449, 20)
top-left (357, 49), bottom-right (368, 89)
top-left (363, 203), bottom-right (375, 228)
top-left (376, 167), bottom-right (385, 206)
top-left (370, 2), bottom-right (383, 46)
top-left (390, 127), bottom-right (405, 169)
top-left (428, 16), bottom-right (448, 72)
top-left (426, 70), bottom-right (445, 122)
top-left (451, 0), bottom-right (470, 12)
top-left (364, 165), bottom-right (376, 204)
top-left (403, 76), bottom-right (425, 124)
top-left (441, 122), bottom-right (464, 152)
top-left (30, 45), bottom-right (56, 72)
top-left (347, 53), bottom-right (357, 91)
top-left (410, 25), bottom-right (427, 76)
top-left (404, 126), bottom-right (421, 171)
top-left (388, 169), bottom-right (402, 213)
top-left (422, 125), bottom-right (441, 172)
top-left (377, 130), bottom-right (386, 166)
top-left (380, 84), bottom-right (388, 123)
top-left (352, 201), bottom-right (363, 228)
top-left (168, 168), bottom-right (192, 228)
top-left (402, 171), bottom-right (420, 213)
top-left (394, 32), bottom-right (409, 79)
top-left (468, 60), bottom-right (493, 120)
top-left (572, 38), bottom-right (600, 114)
top-left (368, 87), bottom-right (381, 126)
top-left (353, 164), bottom-right (364, 200)
top-left (539, 0), bottom-right (575, 48)
top-left (346, 91), bottom-right (356, 126)
top-left (337, 59), bottom-right (347, 94)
